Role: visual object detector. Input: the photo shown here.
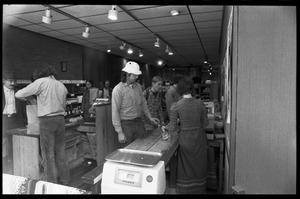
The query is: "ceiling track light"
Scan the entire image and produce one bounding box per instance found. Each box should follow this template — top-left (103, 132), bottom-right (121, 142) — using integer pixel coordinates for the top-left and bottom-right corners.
top-left (108, 5), bottom-right (118, 20)
top-left (165, 45), bottom-right (169, 53)
top-left (82, 25), bottom-right (90, 38)
top-left (42, 7), bottom-right (52, 24)
top-left (127, 47), bottom-right (133, 54)
top-left (154, 37), bottom-right (160, 47)
top-left (120, 42), bottom-right (126, 50)
top-left (139, 50), bottom-right (143, 57)
top-left (170, 10), bottom-right (179, 16)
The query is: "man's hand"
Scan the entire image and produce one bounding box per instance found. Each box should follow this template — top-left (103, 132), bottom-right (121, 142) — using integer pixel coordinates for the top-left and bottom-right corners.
top-left (118, 132), bottom-right (127, 143)
top-left (149, 117), bottom-right (160, 125)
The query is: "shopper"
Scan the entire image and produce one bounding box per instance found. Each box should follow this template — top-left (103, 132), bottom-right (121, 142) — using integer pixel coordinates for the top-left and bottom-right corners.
top-left (143, 76), bottom-right (165, 132)
top-left (101, 80), bottom-right (113, 99)
top-left (82, 80), bottom-right (101, 122)
top-left (15, 64), bottom-right (70, 185)
top-left (161, 76), bottom-right (209, 194)
top-left (111, 61), bottom-right (159, 147)
top-left (2, 71), bottom-right (27, 172)
top-left (165, 75), bottom-right (184, 120)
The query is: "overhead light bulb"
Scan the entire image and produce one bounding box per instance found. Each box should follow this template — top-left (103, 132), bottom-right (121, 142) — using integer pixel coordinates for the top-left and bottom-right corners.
top-left (127, 47), bottom-right (133, 54)
top-left (107, 49), bottom-right (111, 53)
top-left (120, 42), bottom-right (126, 50)
top-left (154, 37), bottom-right (160, 47)
top-left (139, 50), bottom-right (143, 57)
top-left (108, 5), bottom-right (118, 20)
top-left (158, 60), bottom-right (163, 65)
top-left (168, 50), bottom-right (173, 56)
top-left (42, 7), bottom-right (52, 24)
top-left (82, 25), bottom-right (90, 38)
top-left (170, 10), bottom-right (179, 16)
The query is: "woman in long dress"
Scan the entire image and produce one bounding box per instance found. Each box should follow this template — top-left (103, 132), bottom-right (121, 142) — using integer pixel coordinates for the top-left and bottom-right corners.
top-left (162, 76), bottom-right (209, 194)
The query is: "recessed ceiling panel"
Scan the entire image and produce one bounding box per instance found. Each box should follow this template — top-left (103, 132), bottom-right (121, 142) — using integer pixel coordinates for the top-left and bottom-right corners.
top-left (140, 15), bottom-right (192, 27)
top-left (149, 23), bottom-right (194, 33)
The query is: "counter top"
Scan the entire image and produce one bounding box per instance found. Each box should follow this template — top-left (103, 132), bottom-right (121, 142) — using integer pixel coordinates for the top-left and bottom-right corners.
top-left (125, 128), bottom-right (179, 166)
top-left (5, 122), bottom-right (81, 138)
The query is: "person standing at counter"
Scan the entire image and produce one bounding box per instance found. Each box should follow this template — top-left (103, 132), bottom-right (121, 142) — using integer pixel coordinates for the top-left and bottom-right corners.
top-left (165, 75), bottom-right (184, 121)
top-left (111, 61), bottom-right (159, 147)
top-left (143, 76), bottom-right (165, 132)
top-left (15, 65), bottom-right (70, 185)
top-left (100, 80), bottom-right (112, 99)
top-left (82, 80), bottom-right (101, 122)
top-left (2, 71), bottom-right (27, 172)
top-left (161, 76), bottom-right (209, 194)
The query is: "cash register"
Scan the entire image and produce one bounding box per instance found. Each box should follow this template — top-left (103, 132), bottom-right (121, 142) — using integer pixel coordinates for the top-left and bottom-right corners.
top-left (101, 149), bottom-right (166, 194)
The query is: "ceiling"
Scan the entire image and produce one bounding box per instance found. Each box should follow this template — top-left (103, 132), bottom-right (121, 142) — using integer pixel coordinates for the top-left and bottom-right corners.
top-left (3, 4), bottom-right (224, 71)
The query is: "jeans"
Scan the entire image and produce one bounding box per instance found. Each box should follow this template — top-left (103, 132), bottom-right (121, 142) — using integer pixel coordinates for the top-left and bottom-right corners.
top-left (39, 115), bottom-right (70, 184)
top-left (120, 117), bottom-right (147, 148)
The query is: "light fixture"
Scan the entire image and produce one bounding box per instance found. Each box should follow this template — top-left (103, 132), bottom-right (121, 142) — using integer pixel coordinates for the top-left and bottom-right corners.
top-left (170, 10), bottom-right (179, 16)
top-left (107, 49), bottom-right (111, 53)
top-left (82, 25), bottom-right (90, 38)
top-left (204, 55), bottom-right (209, 64)
top-left (127, 47), bottom-right (133, 54)
top-left (42, 7), bottom-right (52, 24)
top-left (120, 42), bottom-right (126, 50)
top-left (154, 37), bottom-right (160, 47)
top-left (139, 50), bottom-right (143, 57)
top-left (168, 50), bottom-right (173, 56)
top-left (157, 60), bottom-right (163, 66)
top-left (108, 5), bottom-right (118, 20)
top-left (165, 45), bottom-right (170, 53)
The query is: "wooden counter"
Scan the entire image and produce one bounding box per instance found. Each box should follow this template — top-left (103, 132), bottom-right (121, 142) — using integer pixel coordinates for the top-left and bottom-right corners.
top-left (5, 121), bottom-right (81, 180)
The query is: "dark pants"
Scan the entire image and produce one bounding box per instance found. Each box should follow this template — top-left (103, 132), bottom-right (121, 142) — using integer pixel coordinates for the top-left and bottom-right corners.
top-left (120, 117), bottom-right (147, 148)
top-left (39, 115), bottom-right (70, 184)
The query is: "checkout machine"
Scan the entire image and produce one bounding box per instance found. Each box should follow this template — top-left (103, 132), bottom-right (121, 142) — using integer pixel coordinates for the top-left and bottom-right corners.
top-left (101, 149), bottom-right (166, 194)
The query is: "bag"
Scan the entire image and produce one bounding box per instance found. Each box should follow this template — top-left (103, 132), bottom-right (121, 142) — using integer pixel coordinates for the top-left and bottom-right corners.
top-left (26, 105), bottom-right (40, 135)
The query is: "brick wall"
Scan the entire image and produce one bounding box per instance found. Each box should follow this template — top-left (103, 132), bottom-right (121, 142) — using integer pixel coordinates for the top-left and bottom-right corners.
top-left (3, 25), bottom-right (83, 80)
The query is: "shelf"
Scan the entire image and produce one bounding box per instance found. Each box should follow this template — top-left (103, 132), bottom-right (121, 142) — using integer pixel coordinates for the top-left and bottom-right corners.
top-left (65, 113), bottom-right (82, 118)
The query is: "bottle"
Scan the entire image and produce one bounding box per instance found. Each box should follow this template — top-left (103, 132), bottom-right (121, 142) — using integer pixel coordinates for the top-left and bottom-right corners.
top-left (162, 128), bottom-right (170, 141)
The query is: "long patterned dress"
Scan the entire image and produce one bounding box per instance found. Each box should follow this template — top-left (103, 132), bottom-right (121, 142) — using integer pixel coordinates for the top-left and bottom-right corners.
top-left (166, 97), bottom-right (209, 194)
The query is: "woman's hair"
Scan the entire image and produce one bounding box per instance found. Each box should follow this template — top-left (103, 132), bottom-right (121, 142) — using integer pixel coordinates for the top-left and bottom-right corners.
top-left (151, 76), bottom-right (162, 84)
top-left (86, 80), bottom-right (94, 86)
top-left (176, 76), bottom-right (194, 96)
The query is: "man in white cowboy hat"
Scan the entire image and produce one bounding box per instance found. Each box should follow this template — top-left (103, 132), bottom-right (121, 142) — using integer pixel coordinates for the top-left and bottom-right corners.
top-left (112, 61), bottom-right (160, 147)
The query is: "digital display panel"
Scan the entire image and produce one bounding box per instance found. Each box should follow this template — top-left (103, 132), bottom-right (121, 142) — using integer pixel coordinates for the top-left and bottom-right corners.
top-left (115, 168), bottom-right (142, 187)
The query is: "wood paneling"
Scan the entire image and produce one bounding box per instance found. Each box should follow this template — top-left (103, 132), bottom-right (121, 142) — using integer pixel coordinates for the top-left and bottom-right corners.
top-left (234, 6), bottom-right (296, 194)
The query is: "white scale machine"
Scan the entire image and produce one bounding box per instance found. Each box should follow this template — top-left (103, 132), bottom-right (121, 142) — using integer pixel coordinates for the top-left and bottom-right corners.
top-left (101, 149), bottom-right (166, 194)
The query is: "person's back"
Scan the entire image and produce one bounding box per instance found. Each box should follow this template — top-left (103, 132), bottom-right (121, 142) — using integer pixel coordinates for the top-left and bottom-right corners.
top-left (174, 98), bottom-right (208, 130)
top-left (34, 77), bottom-right (67, 116)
